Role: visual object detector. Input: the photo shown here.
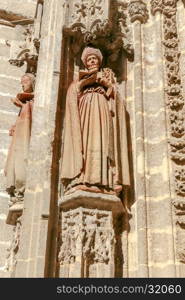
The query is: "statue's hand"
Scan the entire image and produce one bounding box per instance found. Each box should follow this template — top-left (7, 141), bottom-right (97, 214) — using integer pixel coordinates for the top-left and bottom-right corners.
top-left (96, 72), bottom-right (112, 88)
top-left (78, 73), bottom-right (97, 90)
top-left (11, 97), bottom-right (23, 107)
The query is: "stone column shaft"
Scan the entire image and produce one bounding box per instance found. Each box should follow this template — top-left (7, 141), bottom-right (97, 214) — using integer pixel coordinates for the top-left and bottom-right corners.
top-left (15, 0), bottom-right (65, 277)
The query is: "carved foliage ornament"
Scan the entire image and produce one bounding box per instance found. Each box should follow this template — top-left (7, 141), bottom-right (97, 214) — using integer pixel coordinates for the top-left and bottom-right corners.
top-left (71, 0), bottom-right (103, 23)
top-left (58, 208), bottom-right (115, 267)
top-left (151, 1), bottom-right (185, 164)
top-left (151, 0), bottom-right (185, 263)
top-left (163, 7), bottom-right (185, 182)
top-left (151, 0), bottom-right (177, 15)
top-left (63, 0), bottom-right (133, 57)
top-left (63, 0), bottom-right (109, 43)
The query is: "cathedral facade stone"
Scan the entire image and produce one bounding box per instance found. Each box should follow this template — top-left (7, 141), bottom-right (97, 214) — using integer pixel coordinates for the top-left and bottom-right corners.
top-left (0, 0), bottom-right (185, 278)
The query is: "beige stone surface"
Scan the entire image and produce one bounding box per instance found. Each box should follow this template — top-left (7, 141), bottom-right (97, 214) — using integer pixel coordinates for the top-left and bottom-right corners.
top-left (0, 0), bottom-right (37, 279)
top-left (0, 0), bottom-right (38, 19)
top-left (0, 0), bottom-right (185, 278)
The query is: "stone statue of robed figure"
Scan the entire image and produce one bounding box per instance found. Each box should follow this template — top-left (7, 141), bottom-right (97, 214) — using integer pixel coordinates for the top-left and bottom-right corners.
top-left (5, 73), bottom-right (35, 205)
top-left (61, 47), bottom-right (130, 196)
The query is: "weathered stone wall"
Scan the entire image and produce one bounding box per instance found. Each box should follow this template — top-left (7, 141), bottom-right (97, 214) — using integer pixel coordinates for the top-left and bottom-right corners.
top-left (0, 0), bottom-right (185, 278)
top-left (0, 0), bottom-right (37, 278)
top-left (126, 0), bottom-right (185, 277)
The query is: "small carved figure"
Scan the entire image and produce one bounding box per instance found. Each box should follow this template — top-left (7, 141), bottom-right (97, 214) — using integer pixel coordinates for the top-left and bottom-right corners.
top-left (61, 47), bottom-right (130, 195)
top-left (5, 73), bottom-right (35, 205)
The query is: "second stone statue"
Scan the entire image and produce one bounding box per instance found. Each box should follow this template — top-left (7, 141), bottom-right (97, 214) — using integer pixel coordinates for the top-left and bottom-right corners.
top-left (5, 73), bottom-right (35, 206)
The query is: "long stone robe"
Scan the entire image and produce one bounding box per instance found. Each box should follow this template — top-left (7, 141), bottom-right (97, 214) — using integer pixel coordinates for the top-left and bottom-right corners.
top-left (5, 96), bottom-right (33, 195)
top-left (61, 69), bottom-right (130, 193)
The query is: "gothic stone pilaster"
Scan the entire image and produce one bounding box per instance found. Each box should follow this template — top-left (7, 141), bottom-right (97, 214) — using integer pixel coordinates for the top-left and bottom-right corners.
top-left (151, 0), bottom-right (185, 264)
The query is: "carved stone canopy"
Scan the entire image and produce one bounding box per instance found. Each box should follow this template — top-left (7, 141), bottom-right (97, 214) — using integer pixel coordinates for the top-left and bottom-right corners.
top-left (62, 0), bottom-right (134, 64)
top-left (3, 1), bottom-right (43, 75)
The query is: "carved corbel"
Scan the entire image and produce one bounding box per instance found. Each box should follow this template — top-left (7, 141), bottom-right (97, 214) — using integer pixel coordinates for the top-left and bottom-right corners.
top-left (128, 0), bottom-right (149, 23)
top-left (7, 24), bottom-right (39, 74)
top-left (5, 0), bottom-right (43, 74)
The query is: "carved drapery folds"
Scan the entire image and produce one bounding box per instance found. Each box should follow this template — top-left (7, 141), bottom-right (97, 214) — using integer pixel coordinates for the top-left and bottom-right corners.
top-left (151, 0), bottom-right (185, 264)
top-left (62, 0), bottom-right (133, 59)
top-left (58, 207), bottom-right (115, 277)
top-left (128, 0), bottom-right (149, 24)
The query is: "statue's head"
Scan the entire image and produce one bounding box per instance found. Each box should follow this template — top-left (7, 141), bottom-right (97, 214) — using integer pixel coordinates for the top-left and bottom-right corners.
top-left (21, 73), bottom-right (35, 93)
top-left (81, 47), bottom-right (103, 70)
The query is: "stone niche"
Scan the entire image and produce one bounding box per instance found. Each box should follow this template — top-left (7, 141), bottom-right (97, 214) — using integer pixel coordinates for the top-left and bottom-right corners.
top-left (56, 0), bottom-right (133, 278)
top-left (61, 0), bottom-right (133, 82)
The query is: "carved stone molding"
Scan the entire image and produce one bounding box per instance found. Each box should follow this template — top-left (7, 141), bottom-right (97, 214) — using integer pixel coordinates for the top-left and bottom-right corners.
top-left (0, 18), bottom-right (15, 27)
top-left (151, 0), bottom-right (185, 263)
top-left (162, 6), bottom-right (185, 174)
top-left (151, 0), bottom-right (177, 16)
top-left (151, 0), bottom-right (185, 182)
top-left (175, 168), bottom-right (185, 196)
top-left (128, 0), bottom-right (149, 24)
top-left (60, 190), bottom-right (124, 212)
top-left (175, 216), bottom-right (185, 263)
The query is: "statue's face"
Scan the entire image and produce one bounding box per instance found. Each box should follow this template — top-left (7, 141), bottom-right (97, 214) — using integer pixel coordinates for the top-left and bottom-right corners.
top-left (86, 54), bottom-right (100, 70)
top-left (21, 76), bottom-right (33, 93)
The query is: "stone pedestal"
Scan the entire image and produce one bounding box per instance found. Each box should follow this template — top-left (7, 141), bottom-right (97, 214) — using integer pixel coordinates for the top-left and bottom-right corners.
top-left (5, 203), bottom-right (23, 276)
top-left (6, 202), bottom-right (23, 226)
top-left (58, 191), bottom-right (126, 278)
